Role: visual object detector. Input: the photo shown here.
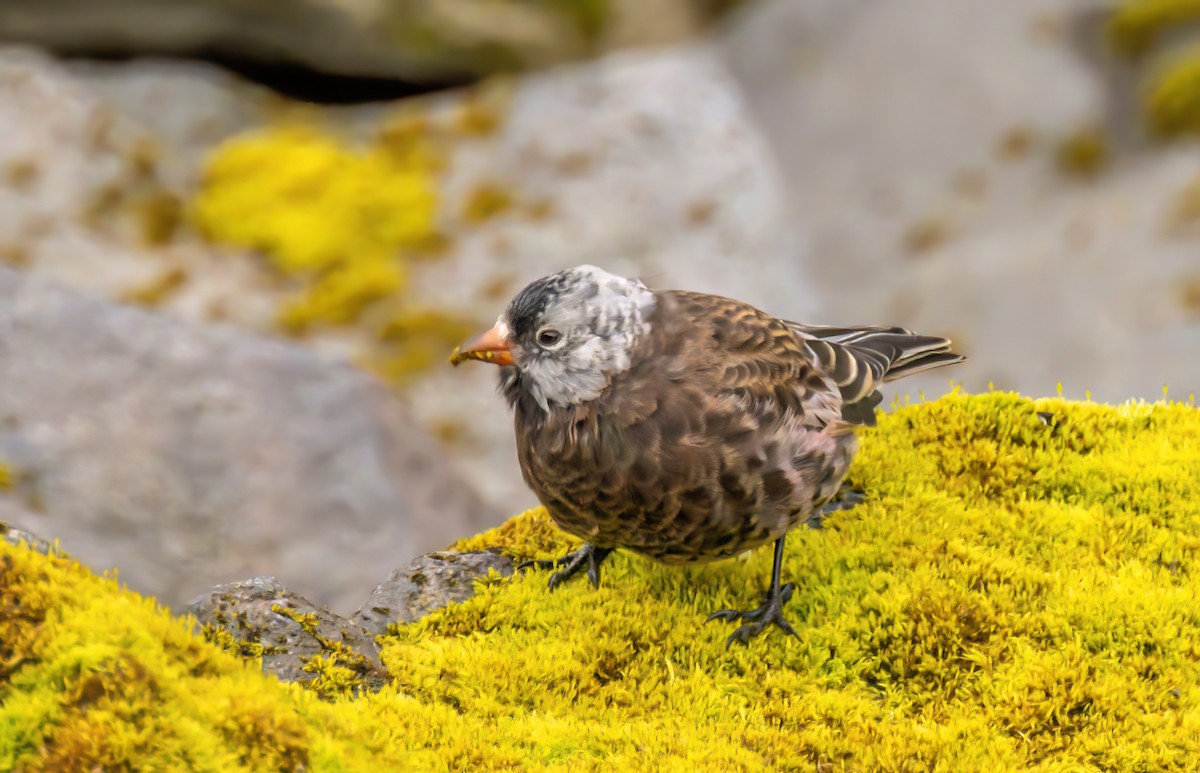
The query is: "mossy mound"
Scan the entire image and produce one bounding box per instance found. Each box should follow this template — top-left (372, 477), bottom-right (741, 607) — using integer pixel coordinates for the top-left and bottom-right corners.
top-left (5, 393), bottom-right (1200, 770)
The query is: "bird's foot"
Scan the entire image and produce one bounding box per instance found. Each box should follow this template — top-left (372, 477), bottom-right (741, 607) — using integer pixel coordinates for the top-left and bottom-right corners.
top-left (706, 582), bottom-right (799, 649)
top-left (517, 544), bottom-right (613, 590)
top-left (806, 486), bottom-right (866, 529)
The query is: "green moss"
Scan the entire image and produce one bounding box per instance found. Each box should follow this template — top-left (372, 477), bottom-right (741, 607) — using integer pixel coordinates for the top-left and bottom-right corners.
top-left (5, 393), bottom-right (1200, 769)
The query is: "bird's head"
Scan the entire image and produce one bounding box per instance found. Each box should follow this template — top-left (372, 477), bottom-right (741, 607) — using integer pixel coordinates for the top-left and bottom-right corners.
top-left (451, 265), bottom-right (656, 411)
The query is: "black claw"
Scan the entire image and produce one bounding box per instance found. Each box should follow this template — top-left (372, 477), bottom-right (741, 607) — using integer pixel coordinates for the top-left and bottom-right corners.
top-left (707, 537), bottom-right (800, 648)
top-left (806, 486), bottom-right (867, 529)
top-left (519, 544), bottom-right (613, 591)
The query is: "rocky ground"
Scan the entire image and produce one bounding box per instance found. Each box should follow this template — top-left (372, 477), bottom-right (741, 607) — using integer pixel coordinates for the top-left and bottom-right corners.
top-left (0, 0), bottom-right (1198, 612)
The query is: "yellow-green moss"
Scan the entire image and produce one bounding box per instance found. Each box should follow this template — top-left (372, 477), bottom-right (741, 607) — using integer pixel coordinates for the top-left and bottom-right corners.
top-left (0, 464), bottom-right (11, 492)
top-left (6, 393), bottom-right (1200, 769)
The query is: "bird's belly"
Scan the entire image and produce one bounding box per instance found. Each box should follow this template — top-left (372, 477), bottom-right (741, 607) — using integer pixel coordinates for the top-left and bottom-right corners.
top-left (529, 459), bottom-right (825, 565)
top-left (517, 405), bottom-right (858, 564)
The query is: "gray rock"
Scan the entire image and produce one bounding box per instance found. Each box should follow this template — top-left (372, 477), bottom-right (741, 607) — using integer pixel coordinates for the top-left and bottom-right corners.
top-left (0, 517), bottom-right (62, 557)
top-left (0, 47), bottom-right (282, 331)
top-left (717, 0), bottom-right (1200, 404)
top-left (0, 44), bottom-right (818, 517)
top-left (895, 149), bottom-right (1200, 403)
top-left (0, 266), bottom-right (500, 612)
top-left (189, 576), bottom-right (387, 691)
top-left (0, 0), bottom-right (727, 83)
top-left (354, 551), bottom-right (514, 637)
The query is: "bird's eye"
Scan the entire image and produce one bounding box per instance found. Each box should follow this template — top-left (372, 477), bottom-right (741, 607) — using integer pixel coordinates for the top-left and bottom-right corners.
top-left (536, 328), bottom-right (562, 348)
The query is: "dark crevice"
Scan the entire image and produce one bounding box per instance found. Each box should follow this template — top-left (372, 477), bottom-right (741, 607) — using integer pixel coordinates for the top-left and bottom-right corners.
top-left (62, 49), bottom-right (475, 105)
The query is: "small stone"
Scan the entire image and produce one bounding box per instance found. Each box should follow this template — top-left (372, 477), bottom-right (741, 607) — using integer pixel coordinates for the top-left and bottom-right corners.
top-left (353, 551), bottom-right (515, 637)
top-left (189, 576), bottom-right (388, 691)
top-left (0, 519), bottom-right (61, 557)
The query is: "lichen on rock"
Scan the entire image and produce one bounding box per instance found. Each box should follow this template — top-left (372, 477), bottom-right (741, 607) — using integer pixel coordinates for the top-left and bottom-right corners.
top-left (4, 393), bottom-right (1200, 769)
top-left (191, 125), bottom-right (441, 333)
top-left (1109, 0), bottom-right (1200, 137)
top-left (188, 116), bottom-right (487, 382)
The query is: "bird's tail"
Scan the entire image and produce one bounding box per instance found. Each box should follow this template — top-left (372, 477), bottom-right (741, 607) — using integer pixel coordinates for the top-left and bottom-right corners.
top-left (789, 323), bottom-right (966, 426)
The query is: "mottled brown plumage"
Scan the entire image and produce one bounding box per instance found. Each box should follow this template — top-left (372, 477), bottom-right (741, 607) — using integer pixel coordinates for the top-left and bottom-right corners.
top-left (451, 266), bottom-right (964, 646)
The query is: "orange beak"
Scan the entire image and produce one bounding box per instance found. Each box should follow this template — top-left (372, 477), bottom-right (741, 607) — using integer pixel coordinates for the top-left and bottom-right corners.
top-left (449, 323), bottom-right (514, 367)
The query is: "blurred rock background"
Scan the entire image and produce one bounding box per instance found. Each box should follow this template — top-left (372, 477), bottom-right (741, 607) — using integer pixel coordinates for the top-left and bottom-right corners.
top-left (1, 0), bottom-right (1198, 612)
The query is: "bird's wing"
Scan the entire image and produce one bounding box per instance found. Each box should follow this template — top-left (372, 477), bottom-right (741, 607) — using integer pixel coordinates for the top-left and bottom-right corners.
top-left (786, 322), bottom-right (965, 424)
top-left (650, 291), bottom-right (845, 430)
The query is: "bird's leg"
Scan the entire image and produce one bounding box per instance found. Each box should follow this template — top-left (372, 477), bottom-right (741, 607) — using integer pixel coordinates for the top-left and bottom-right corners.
top-left (805, 484), bottom-right (866, 529)
top-left (706, 535), bottom-right (799, 648)
top-left (517, 544), bottom-right (614, 590)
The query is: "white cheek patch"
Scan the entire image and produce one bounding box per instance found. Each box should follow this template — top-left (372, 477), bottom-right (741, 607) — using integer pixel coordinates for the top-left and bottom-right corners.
top-left (495, 318), bottom-right (511, 340)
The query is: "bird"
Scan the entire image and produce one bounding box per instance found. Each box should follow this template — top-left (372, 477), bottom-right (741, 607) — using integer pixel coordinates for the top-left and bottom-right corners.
top-left (450, 265), bottom-right (965, 647)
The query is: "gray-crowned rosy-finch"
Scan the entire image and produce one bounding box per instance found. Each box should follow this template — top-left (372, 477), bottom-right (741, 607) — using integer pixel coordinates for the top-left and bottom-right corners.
top-left (451, 265), bottom-right (964, 647)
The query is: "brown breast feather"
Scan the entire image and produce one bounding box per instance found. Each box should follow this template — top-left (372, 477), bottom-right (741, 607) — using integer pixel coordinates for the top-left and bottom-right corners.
top-left (515, 290), bottom-right (856, 563)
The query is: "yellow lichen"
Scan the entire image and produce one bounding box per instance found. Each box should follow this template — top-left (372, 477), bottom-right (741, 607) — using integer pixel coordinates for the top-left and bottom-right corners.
top-left (6, 393), bottom-right (1200, 769)
top-left (191, 125), bottom-right (439, 332)
top-left (118, 267), bottom-right (189, 308)
top-left (996, 126), bottom-right (1034, 160)
top-left (0, 464), bottom-right (11, 492)
top-left (1145, 51), bottom-right (1200, 136)
top-left (189, 114), bottom-right (501, 377)
top-left (365, 308), bottom-right (481, 383)
top-left (902, 215), bottom-right (953, 255)
top-left (1055, 129), bottom-right (1110, 177)
top-left (134, 188), bottom-right (184, 247)
top-left (460, 181), bottom-right (517, 224)
top-left (449, 76), bottom-right (514, 137)
top-left (4, 158), bottom-right (38, 189)
top-left (1108, 1), bottom-right (1200, 138)
top-left (276, 262), bottom-right (404, 334)
top-left (1108, 0), bottom-right (1200, 57)
top-left (0, 244), bottom-right (30, 268)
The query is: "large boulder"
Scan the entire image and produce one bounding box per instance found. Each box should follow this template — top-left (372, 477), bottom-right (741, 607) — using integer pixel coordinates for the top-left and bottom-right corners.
top-left (0, 267), bottom-right (500, 612)
top-left (0, 0), bottom-right (738, 83)
top-left (0, 44), bottom-right (817, 514)
top-left (718, 0), bottom-right (1200, 402)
